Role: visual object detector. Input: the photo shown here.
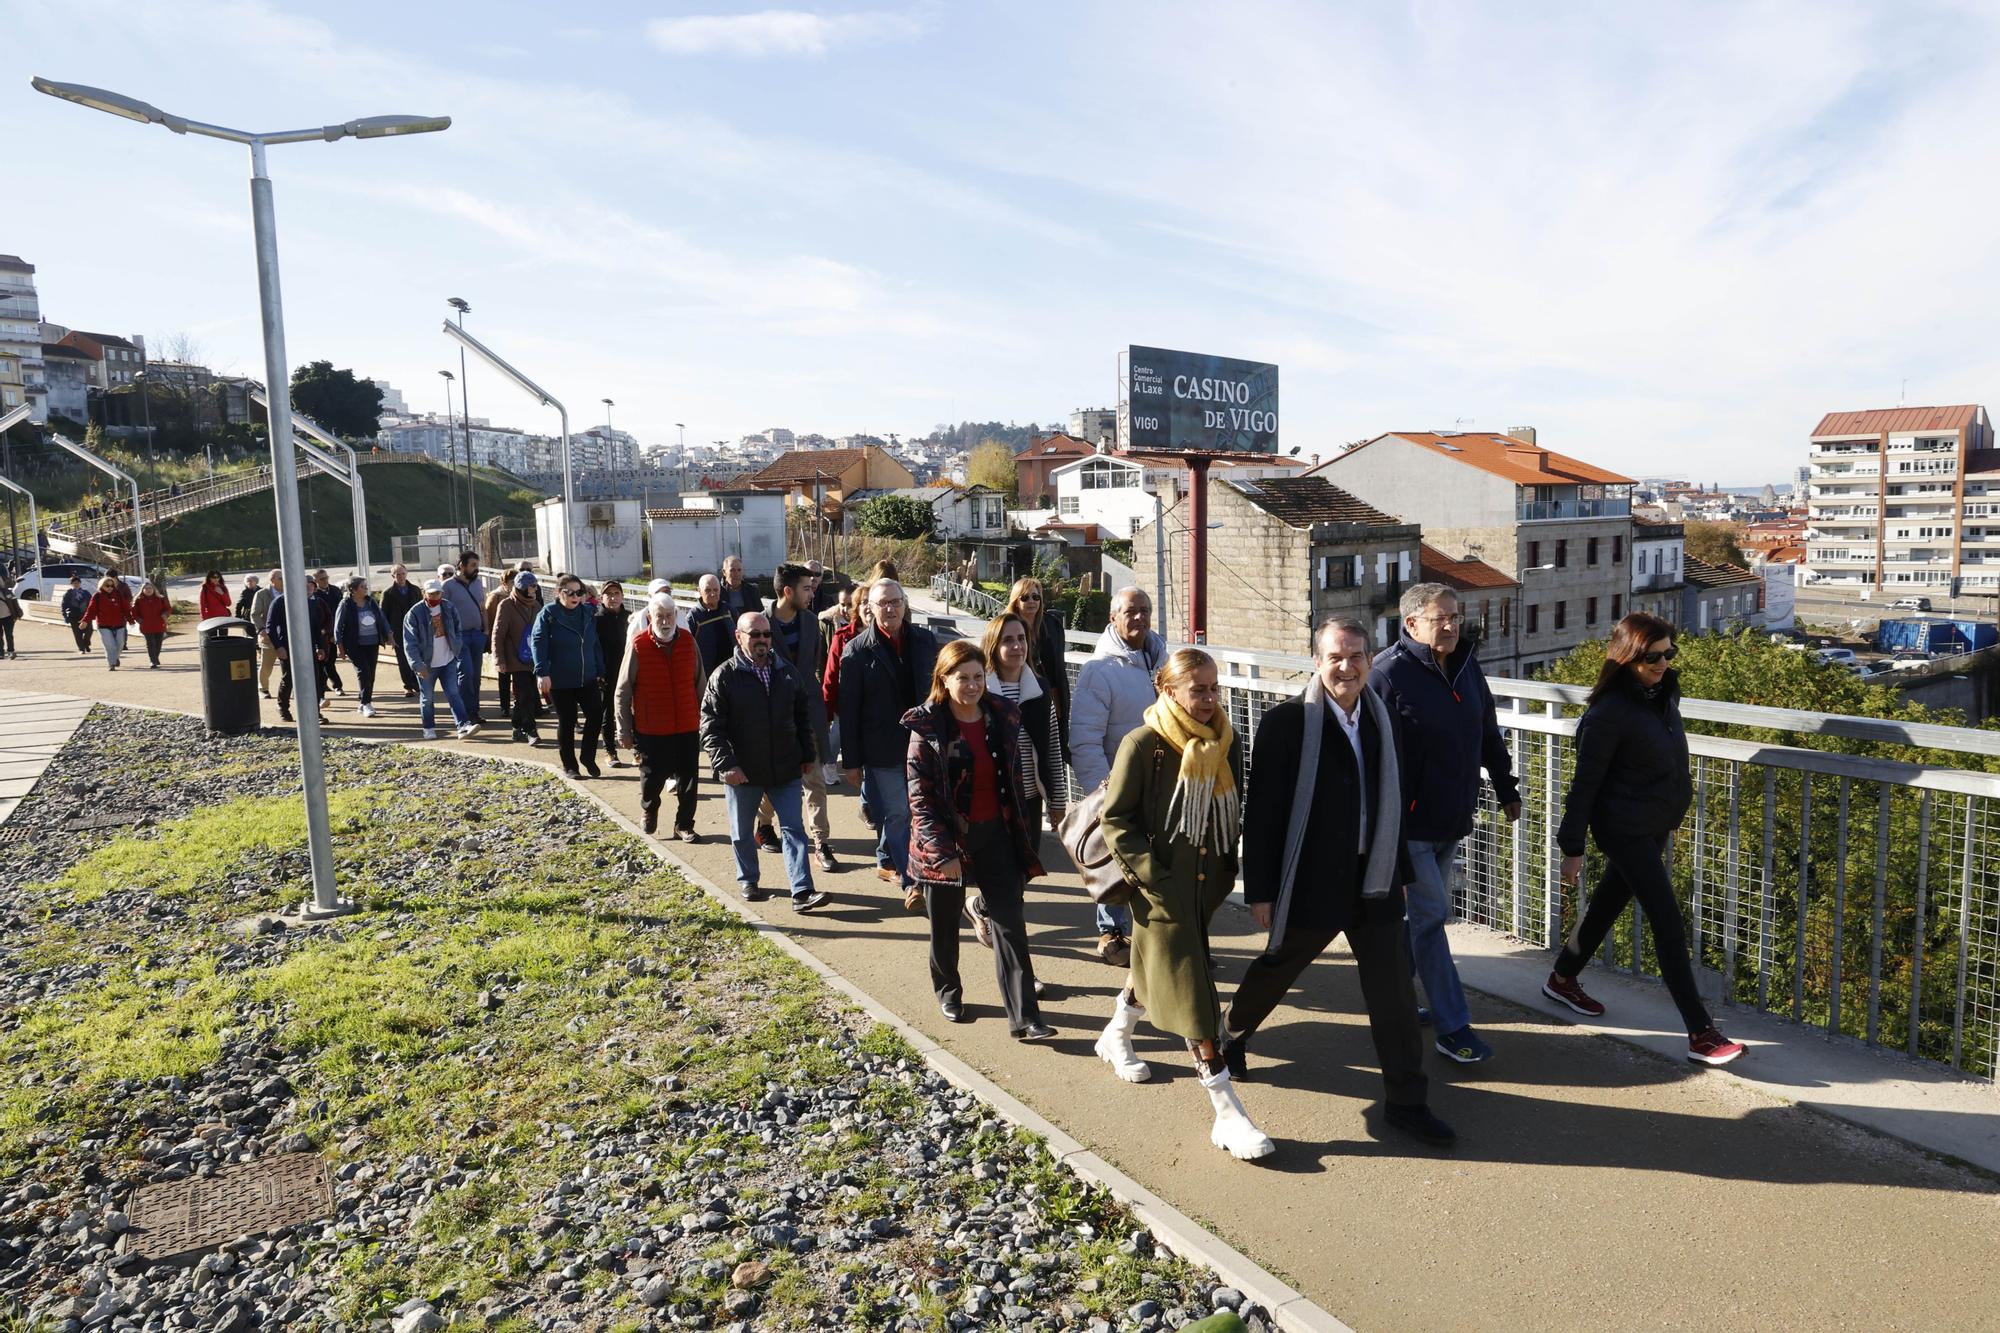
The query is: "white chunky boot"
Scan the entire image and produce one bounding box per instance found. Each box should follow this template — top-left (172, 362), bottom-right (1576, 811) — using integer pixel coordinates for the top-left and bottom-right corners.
top-left (1201, 1068), bottom-right (1275, 1160)
top-left (1094, 992), bottom-right (1152, 1083)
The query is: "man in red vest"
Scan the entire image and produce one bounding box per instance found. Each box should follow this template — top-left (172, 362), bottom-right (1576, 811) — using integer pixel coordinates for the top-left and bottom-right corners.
top-left (616, 592), bottom-right (704, 839)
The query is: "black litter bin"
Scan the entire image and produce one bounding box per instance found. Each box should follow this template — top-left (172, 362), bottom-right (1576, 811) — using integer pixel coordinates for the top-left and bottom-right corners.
top-left (198, 615), bottom-right (261, 735)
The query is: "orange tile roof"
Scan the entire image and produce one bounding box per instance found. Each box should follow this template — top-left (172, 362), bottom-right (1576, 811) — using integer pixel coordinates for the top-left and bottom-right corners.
top-left (1811, 405), bottom-right (1982, 438)
top-left (1420, 544), bottom-right (1519, 591)
top-left (1348, 433), bottom-right (1634, 487)
top-left (1682, 554), bottom-right (1761, 588)
top-left (746, 448), bottom-right (869, 485)
top-left (1025, 433), bottom-right (1097, 459)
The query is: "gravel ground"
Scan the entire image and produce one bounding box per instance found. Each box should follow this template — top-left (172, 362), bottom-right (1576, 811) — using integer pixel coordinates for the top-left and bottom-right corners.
top-left (0, 711), bottom-right (1270, 1332)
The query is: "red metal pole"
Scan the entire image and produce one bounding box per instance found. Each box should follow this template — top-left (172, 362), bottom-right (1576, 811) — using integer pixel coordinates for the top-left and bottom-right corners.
top-left (1187, 456), bottom-right (1210, 643)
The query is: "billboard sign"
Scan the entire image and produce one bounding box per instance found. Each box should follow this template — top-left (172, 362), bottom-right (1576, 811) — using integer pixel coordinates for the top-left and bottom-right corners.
top-left (1122, 345), bottom-right (1279, 454)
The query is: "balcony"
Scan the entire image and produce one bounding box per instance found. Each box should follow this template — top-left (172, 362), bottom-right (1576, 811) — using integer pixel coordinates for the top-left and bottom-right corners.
top-left (1515, 497), bottom-right (1631, 522)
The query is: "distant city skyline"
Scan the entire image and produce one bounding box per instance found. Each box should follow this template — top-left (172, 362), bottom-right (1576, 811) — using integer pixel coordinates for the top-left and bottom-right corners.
top-left (7, 2), bottom-right (1998, 477)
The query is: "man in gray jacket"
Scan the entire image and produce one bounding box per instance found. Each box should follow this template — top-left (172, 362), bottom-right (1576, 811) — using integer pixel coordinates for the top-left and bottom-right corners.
top-left (439, 552), bottom-right (488, 724)
top-left (1068, 586), bottom-right (1165, 966)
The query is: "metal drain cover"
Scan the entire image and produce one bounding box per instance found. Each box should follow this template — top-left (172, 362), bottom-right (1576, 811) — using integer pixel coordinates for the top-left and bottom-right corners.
top-left (0, 826), bottom-right (29, 846)
top-left (124, 1153), bottom-right (333, 1260)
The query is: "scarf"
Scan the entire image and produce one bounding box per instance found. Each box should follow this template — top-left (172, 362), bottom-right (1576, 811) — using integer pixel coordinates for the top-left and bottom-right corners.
top-left (1268, 676), bottom-right (1404, 948)
top-left (1141, 694), bottom-right (1240, 850)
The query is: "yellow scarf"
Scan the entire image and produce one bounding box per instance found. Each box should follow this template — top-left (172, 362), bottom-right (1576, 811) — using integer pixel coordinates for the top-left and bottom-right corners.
top-left (1142, 694), bottom-right (1240, 849)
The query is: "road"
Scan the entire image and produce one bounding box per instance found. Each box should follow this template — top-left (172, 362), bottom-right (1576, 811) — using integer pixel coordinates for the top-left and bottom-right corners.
top-left (2, 614), bottom-right (1996, 1331)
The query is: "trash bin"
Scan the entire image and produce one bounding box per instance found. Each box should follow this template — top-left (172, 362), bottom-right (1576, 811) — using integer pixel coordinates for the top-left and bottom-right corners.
top-left (198, 615), bottom-right (261, 735)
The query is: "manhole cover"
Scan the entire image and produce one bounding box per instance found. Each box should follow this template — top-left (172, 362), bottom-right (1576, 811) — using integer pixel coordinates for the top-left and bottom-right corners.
top-left (124, 1153), bottom-right (333, 1260)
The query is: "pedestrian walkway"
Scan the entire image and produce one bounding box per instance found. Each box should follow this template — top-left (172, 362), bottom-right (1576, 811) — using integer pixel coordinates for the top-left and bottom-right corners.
top-left (0, 689), bottom-right (92, 828)
top-left (3, 616), bottom-right (1997, 1330)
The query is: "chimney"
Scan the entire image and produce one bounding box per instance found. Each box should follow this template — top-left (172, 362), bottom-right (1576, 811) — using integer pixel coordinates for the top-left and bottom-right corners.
top-left (1506, 426), bottom-right (1536, 445)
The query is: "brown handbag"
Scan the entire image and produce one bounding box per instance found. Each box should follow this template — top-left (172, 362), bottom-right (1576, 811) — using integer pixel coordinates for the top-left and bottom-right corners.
top-left (1057, 745), bottom-right (1165, 908)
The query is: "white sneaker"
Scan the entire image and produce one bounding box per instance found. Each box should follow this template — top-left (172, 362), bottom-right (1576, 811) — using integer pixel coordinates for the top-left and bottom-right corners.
top-left (455, 723), bottom-right (477, 739)
top-left (1201, 1069), bottom-right (1276, 1161)
top-left (360, 704), bottom-right (376, 718)
top-left (422, 728), bottom-right (438, 740)
top-left (1094, 993), bottom-right (1152, 1083)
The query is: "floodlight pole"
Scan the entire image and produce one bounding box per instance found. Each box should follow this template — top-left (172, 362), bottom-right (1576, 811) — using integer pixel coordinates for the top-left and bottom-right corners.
top-left (251, 386), bottom-right (369, 580)
top-left (442, 321), bottom-right (574, 572)
top-left (0, 404), bottom-right (38, 583)
top-left (42, 431), bottom-right (145, 575)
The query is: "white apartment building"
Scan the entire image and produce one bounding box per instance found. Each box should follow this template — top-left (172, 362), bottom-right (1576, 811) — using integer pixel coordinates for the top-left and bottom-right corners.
top-left (0, 257), bottom-right (45, 421)
top-left (1803, 405), bottom-right (1995, 592)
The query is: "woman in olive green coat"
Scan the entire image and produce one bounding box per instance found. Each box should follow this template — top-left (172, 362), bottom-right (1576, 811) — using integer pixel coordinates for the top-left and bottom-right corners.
top-left (1096, 648), bottom-right (1274, 1161)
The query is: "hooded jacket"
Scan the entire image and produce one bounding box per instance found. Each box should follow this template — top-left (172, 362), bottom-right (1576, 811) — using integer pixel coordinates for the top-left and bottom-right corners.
top-left (491, 594), bottom-right (539, 675)
top-left (1557, 668), bottom-right (1693, 856)
top-left (1369, 628), bottom-right (1521, 842)
top-left (699, 650), bottom-right (814, 788)
top-left (902, 694), bottom-right (1045, 886)
top-left (530, 600), bottom-right (606, 690)
top-left (60, 585), bottom-right (91, 625)
top-left (1069, 624), bottom-right (1167, 793)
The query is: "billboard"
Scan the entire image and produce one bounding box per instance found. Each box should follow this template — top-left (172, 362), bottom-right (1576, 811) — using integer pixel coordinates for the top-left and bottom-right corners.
top-left (1121, 345), bottom-right (1279, 454)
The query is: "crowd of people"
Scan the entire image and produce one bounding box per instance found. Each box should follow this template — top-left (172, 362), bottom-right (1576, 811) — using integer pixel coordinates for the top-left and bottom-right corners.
top-left (5, 555), bottom-right (1748, 1162)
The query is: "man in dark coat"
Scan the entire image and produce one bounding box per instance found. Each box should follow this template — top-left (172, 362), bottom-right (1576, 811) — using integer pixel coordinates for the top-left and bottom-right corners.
top-left (837, 579), bottom-right (940, 891)
top-left (687, 574), bottom-right (736, 675)
top-left (699, 612), bottom-right (829, 911)
top-left (763, 562), bottom-right (838, 870)
top-left (1371, 582), bottom-right (1522, 1067)
top-left (1222, 618), bottom-right (1453, 1147)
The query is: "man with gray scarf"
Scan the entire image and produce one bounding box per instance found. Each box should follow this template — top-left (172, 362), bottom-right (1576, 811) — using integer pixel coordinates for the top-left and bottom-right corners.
top-left (1220, 618), bottom-right (1453, 1147)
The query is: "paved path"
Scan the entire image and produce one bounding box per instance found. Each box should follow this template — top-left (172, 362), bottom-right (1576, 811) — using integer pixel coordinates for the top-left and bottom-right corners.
top-left (0, 689), bottom-right (92, 828)
top-left (3, 616), bottom-right (1998, 1331)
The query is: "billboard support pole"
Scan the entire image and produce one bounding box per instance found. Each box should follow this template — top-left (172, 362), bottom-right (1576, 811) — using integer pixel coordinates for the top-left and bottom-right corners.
top-left (1188, 455), bottom-right (1211, 644)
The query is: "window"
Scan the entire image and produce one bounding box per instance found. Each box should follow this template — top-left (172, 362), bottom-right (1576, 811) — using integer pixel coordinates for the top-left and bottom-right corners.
top-left (1319, 555), bottom-right (1354, 590)
top-left (1059, 495), bottom-right (1079, 515)
top-left (1555, 539), bottom-right (1569, 568)
top-left (1398, 550), bottom-right (1413, 581)
top-left (1587, 537), bottom-right (1600, 566)
top-left (1554, 600), bottom-right (1568, 630)
top-left (1527, 603), bottom-right (1540, 634)
top-left (1611, 593), bottom-right (1622, 619)
top-left (1586, 596), bottom-right (1598, 625)
top-left (1613, 534), bottom-right (1624, 564)
top-left (1527, 541), bottom-right (1540, 567)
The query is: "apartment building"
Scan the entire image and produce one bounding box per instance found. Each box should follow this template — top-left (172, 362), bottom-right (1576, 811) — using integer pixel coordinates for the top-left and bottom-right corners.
top-left (0, 256), bottom-right (44, 421)
top-left (1803, 405), bottom-right (1995, 592)
top-left (1311, 428), bottom-right (1634, 675)
top-left (1631, 517), bottom-right (1685, 621)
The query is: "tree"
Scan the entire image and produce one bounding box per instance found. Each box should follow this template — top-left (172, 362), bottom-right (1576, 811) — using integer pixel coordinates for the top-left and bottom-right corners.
top-left (290, 361), bottom-right (384, 440)
top-left (967, 439), bottom-right (1017, 496)
top-left (1685, 519), bottom-right (1749, 569)
top-left (853, 494), bottom-right (937, 541)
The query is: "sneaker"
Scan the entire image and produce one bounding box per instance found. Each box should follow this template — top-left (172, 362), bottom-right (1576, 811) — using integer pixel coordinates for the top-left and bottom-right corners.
top-left (403, 688), bottom-right (417, 699)
top-left (1688, 1028), bottom-right (1746, 1067)
top-left (1542, 971), bottom-right (1606, 1018)
top-left (755, 825), bottom-right (781, 852)
top-left (1011, 1022), bottom-right (1056, 1042)
top-left (1218, 1030), bottom-right (1249, 1081)
top-left (512, 728), bottom-right (533, 743)
top-left (1096, 931), bottom-right (1131, 968)
top-left (793, 889), bottom-right (830, 912)
top-left (455, 723), bottom-right (479, 739)
top-left (1434, 1027), bottom-right (1495, 1064)
top-left (964, 897), bottom-right (994, 948)
top-left (422, 728), bottom-right (438, 740)
top-left (675, 828), bottom-right (700, 845)
top-left (875, 867), bottom-right (898, 885)
top-left (814, 844), bottom-right (839, 873)
top-left (360, 704), bottom-right (376, 718)
top-left (581, 761), bottom-right (603, 779)
top-left (608, 753), bottom-right (629, 769)
top-left (1384, 1103), bottom-right (1457, 1147)
top-left (563, 767), bottom-right (582, 779)
top-left (641, 805), bottom-right (659, 835)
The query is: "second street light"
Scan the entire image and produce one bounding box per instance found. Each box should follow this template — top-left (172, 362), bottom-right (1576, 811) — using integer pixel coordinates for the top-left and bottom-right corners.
top-left (448, 297), bottom-right (477, 544)
top-left (34, 75), bottom-right (449, 919)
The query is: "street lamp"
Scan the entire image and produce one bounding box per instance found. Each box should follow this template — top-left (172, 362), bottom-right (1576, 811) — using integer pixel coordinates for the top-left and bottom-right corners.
top-left (34, 75), bottom-right (449, 920)
top-left (438, 368), bottom-right (463, 538)
top-left (447, 297), bottom-right (477, 541)
top-left (441, 321), bottom-right (575, 573)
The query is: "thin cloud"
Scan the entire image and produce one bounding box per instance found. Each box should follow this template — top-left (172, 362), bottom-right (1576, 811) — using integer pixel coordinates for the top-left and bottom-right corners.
top-left (644, 8), bottom-right (928, 58)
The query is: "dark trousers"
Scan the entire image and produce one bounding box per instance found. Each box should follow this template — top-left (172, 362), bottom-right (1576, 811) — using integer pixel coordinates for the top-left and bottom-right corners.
top-left (551, 683), bottom-right (602, 771)
top-left (1225, 893), bottom-right (1429, 1108)
top-left (69, 622), bottom-right (92, 652)
top-left (323, 650), bottom-right (344, 692)
top-left (0, 618), bottom-right (13, 654)
top-left (276, 653), bottom-right (327, 713)
top-left (143, 632), bottom-right (164, 666)
top-left (923, 819), bottom-right (1040, 1030)
top-left (505, 672), bottom-right (539, 736)
top-left (347, 643), bottom-right (380, 705)
top-left (634, 732), bottom-right (700, 832)
top-left (598, 679), bottom-right (622, 756)
top-left (1556, 831), bottom-right (1712, 1034)
top-left (391, 638), bottom-right (417, 693)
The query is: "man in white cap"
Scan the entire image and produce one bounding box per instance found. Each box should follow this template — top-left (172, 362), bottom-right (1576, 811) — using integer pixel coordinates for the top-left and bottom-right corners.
top-left (617, 591), bottom-right (704, 838)
top-left (401, 578), bottom-right (480, 740)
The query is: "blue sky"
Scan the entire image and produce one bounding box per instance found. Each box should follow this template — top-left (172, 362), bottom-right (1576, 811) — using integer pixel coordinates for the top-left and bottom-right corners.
top-left (7, 1), bottom-right (1999, 479)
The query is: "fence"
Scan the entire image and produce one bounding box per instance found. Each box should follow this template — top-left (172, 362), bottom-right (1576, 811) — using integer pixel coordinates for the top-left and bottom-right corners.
top-left (917, 607), bottom-right (2000, 1082)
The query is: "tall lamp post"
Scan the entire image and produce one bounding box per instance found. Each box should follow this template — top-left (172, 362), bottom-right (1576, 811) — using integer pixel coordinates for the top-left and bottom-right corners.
top-left (447, 297), bottom-right (477, 544)
top-left (438, 369), bottom-right (463, 540)
top-left (442, 321), bottom-right (575, 574)
top-left (34, 76), bottom-right (449, 919)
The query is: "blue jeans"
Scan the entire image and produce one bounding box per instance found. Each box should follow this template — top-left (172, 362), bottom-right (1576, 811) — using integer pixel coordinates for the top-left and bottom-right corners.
top-left (98, 625), bottom-right (126, 668)
top-left (861, 765), bottom-right (911, 882)
top-left (456, 645), bottom-right (484, 719)
top-left (726, 778), bottom-right (813, 897)
top-left (417, 665), bottom-right (469, 731)
top-left (1405, 838), bottom-right (1471, 1035)
top-left (1095, 900), bottom-right (1131, 936)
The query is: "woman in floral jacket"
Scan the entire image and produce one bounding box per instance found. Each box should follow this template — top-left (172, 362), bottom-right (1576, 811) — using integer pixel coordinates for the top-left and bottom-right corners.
top-left (902, 639), bottom-right (1053, 1042)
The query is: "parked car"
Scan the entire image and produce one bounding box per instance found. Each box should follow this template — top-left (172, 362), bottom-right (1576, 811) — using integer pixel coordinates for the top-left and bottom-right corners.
top-left (1816, 647), bottom-right (1860, 667)
top-left (12, 562), bottom-right (145, 601)
top-left (1888, 597), bottom-right (1933, 612)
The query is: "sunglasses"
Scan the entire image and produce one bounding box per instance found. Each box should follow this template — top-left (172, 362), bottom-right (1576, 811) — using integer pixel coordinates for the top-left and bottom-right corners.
top-left (744, 630), bottom-right (772, 639)
top-left (1639, 646), bottom-right (1679, 665)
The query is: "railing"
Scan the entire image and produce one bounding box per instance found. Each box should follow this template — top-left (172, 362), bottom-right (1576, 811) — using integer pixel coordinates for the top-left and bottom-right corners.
top-left (952, 608), bottom-right (2000, 1084)
top-left (46, 451), bottom-right (406, 545)
top-left (930, 573), bottom-right (1010, 619)
top-left (1516, 498), bottom-right (1632, 522)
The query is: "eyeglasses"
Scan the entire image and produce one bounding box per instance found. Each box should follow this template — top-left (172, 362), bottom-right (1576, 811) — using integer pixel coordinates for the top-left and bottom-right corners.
top-left (1416, 613), bottom-right (1464, 628)
top-left (1019, 593), bottom-right (1041, 602)
top-left (558, 587), bottom-right (583, 599)
top-left (1639, 646), bottom-right (1679, 665)
top-left (744, 630), bottom-right (772, 639)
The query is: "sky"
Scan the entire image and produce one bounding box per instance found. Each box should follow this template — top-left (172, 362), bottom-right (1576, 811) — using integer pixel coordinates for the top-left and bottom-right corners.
top-left (6, 0), bottom-right (1999, 481)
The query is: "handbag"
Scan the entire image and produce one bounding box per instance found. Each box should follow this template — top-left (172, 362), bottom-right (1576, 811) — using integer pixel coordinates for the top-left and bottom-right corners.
top-left (1056, 744), bottom-right (1165, 908)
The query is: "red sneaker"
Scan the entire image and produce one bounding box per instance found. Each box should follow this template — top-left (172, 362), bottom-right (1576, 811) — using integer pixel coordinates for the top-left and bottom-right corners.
top-left (1542, 971), bottom-right (1606, 1018)
top-left (1688, 1028), bottom-right (1745, 1066)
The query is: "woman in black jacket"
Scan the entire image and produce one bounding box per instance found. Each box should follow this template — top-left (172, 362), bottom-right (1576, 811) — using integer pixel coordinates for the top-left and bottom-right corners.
top-left (1547, 613), bottom-right (1744, 1066)
top-left (1004, 578), bottom-right (1071, 783)
top-left (595, 580), bottom-right (632, 769)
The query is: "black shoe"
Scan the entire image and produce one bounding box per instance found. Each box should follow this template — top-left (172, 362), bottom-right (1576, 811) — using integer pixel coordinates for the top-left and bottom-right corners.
top-left (1011, 1022), bottom-right (1056, 1042)
top-left (755, 825), bottom-right (780, 852)
top-left (512, 728), bottom-right (532, 743)
top-left (939, 1000), bottom-right (966, 1023)
top-left (814, 844), bottom-right (839, 872)
top-left (582, 761), bottom-right (603, 779)
top-left (563, 767), bottom-right (582, 779)
top-left (1218, 1031), bottom-right (1250, 1081)
top-left (792, 889), bottom-right (830, 912)
top-left (642, 805), bottom-right (659, 835)
top-left (741, 886), bottom-right (770, 903)
top-left (1384, 1104), bottom-right (1457, 1147)
top-left (278, 708), bottom-right (294, 722)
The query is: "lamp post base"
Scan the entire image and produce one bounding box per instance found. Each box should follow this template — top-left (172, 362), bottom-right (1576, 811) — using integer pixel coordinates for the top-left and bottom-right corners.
top-left (291, 897), bottom-right (361, 922)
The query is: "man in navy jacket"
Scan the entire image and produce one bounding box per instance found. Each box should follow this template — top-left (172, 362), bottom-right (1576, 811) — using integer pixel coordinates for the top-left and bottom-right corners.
top-left (1371, 582), bottom-right (1522, 1066)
